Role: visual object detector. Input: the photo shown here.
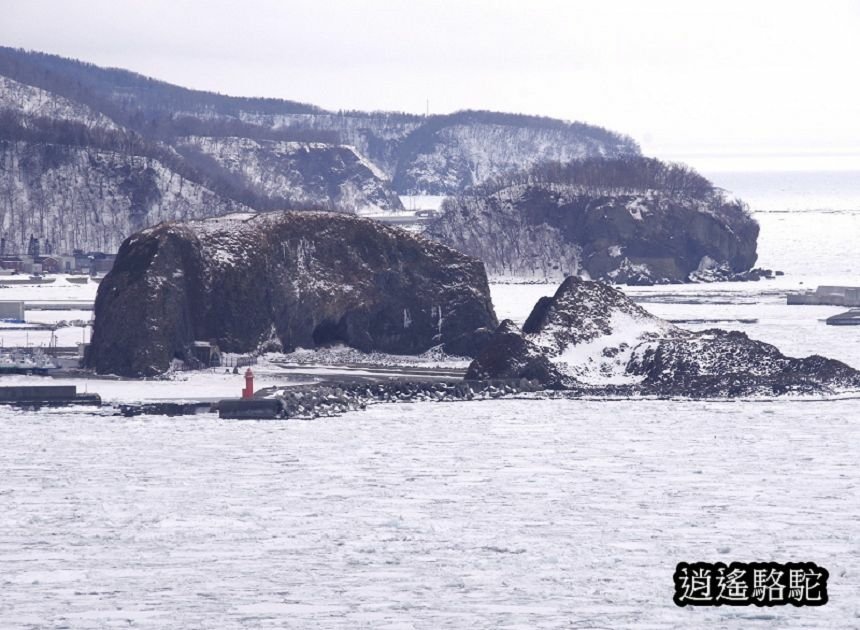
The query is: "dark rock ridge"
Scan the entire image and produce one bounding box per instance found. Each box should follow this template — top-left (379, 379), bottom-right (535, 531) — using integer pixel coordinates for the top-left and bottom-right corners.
top-left (469, 277), bottom-right (860, 397)
top-left (258, 379), bottom-right (546, 420)
top-left (426, 158), bottom-right (760, 284)
top-left (87, 212), bottom-right (498, 376)
top-left (626, 330), bottom-right (860, 396)
top-left (521, 276), bottom-right (661, 352)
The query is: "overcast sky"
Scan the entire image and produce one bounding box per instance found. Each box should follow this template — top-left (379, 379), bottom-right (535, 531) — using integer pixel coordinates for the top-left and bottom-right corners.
top-left (2, 0), bottom-right (859, 169)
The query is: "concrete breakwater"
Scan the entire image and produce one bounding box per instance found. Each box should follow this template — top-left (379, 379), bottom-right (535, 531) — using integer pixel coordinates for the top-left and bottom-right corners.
top-left (258, 379), bottom-right (545, 419)
top-left (111, 379), bottom-right (543, 420)
top-left (0, 385), bottom-right (101, 407)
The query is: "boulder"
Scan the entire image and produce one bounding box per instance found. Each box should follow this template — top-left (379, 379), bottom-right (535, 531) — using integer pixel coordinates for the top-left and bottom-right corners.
top-left (87, 211), bottom-right (498, 376)
top-left (442, 326), bottom-right (495, 358)
top-left (465, 320), bottom-right (570, 389)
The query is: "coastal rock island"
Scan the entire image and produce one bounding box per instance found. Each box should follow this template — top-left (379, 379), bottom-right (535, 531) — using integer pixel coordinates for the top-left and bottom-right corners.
top-left (87, 211), bottom-right (498, 376)
top-left (468, 277), bottom-right (860, 396)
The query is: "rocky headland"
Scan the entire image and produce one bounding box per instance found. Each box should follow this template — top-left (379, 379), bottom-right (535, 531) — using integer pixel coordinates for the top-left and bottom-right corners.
top-left (426, 157), bottom-right (761, 285)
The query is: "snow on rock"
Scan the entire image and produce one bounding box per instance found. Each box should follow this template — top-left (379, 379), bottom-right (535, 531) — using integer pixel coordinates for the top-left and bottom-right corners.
top-left (522, 277), bottom-right (675, 385)
top-left (87, 211), bottom-right (498, 376)
top-left (465, 320), bottom-right (569, 388)
top-left (469, 277), bottom-right (860, 397)
top-left (426, 165), bottom-right (760, 285)
top-left (627, 329), bottom-right (860, 396)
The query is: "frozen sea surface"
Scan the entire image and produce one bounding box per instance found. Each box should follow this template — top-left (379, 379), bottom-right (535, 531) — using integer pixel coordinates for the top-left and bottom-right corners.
top-left (1, 399), bottom-right (858, 628)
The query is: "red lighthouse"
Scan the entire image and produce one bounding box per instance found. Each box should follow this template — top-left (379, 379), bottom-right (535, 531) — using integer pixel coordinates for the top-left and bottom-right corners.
top-left (242, 368), bottom-right (254, 399)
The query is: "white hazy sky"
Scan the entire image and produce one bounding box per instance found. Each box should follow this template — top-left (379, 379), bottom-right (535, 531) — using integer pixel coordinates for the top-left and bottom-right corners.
top-left (2, 0), bottom-right (859, 170)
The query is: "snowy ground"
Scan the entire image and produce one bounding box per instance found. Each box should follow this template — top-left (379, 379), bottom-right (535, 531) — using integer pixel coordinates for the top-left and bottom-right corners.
top-left (0, 277), bottom-right (97, 349)
top-left (1, 399), bottom-right (857, 628)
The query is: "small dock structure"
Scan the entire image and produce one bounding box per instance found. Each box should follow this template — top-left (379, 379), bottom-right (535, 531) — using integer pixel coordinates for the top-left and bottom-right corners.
top-left (0, 385), bottom-right (101, 407)
top-left (788, 286), bottom-right (860, 306)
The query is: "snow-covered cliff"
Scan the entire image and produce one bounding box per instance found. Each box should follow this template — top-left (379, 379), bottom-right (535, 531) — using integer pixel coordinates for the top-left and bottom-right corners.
top-left (238, 111), bottom-right (642, 194)
top-left (0, 75), bottom-right (118, 130)
top-left (426, 159), bottom-right (759, 284)
top-left (0, 141), bottom-right (248, 253)
top-left (174, 136), bottom-right (403, 213)
top-left (391, 115), bottom-right (638, 194)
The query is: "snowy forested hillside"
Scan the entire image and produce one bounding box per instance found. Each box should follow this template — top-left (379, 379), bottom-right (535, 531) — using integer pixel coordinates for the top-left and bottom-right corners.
top-left (236, 110), bottom-right (641, 194)
top-left (0, 46), bottom-right (641, 252)
top-left (174, 136), bottom-right (403, 213)
top-left (390, 113), bottom-right (639, 194)
top-left (0, 141), bottom-right (249, 253)
top-left (0, 75), bottom-right (119, 130)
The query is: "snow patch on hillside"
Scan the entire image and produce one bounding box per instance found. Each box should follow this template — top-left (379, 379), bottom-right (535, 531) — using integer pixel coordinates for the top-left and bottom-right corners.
top-left (0, 76), bottom-right (119, 129)
top-left (552, 311), bottom-right (670, 384)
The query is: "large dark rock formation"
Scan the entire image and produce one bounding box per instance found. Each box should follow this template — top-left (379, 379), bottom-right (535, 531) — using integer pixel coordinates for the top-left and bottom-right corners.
top-left (468, 277), bottom-right (860, 397)
top-left (427, 158), bottom-right (760, 284)
top-left (87, 211), bottom-right (498, 376)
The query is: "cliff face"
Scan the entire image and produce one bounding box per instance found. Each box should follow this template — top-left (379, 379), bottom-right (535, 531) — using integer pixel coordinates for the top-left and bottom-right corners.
top-left (427, 167), bottom-right (759, 284)
top-left (87, 212), bottom-right (498, 376)
top-left (468, 277), bottom-right (860, 396)
top-left (0, 141), bottom-right (249, 253)
top-left (173, 136), bottom-right (404, 212)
